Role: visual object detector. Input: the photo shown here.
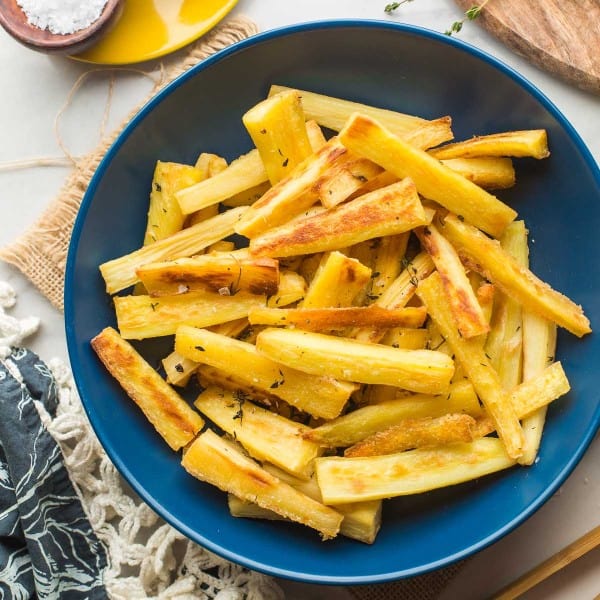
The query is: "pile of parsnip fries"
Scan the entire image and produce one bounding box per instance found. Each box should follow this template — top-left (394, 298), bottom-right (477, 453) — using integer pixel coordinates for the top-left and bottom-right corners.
top-left (91, 85), bottom-right (590, 544)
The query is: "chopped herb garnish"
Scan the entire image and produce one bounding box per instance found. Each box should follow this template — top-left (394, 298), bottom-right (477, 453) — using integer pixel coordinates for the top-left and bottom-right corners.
top-left (233, 389), bottom-right (252, 402)
top-left (150, 302), bottom-right (159, 311)
top-left (431, 336), bottom-right (446, 351)
top-left (232, 390), bottom-right (252, 425)
top-left (154, 182), bottom-right (162, 192)
top-left (174, 363), bottom-right (184, 373)
top-left (282, 158), bottom-right (289, 167)
top-left (238, 327), bottom-right (254, 341)
top-left (232, 390), bottom-right (248, 423)
top-left (457, 215), bottom-right (465, 221)
top-left (194, 345), bottom-right (205, 351)
top-left (260, 128), bottom-right (267, 134)
top-left (270, 369), bottom-right (285, 389)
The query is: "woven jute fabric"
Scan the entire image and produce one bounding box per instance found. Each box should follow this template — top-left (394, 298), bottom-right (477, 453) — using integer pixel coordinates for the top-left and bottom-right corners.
top-left (0, 14), bottom-right (468, 598)
top-left (0, 15), bottom-right (259, 310)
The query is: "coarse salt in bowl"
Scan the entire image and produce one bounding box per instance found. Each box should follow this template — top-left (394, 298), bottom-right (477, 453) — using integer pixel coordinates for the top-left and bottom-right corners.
top-left (65, 21), bottom-right (600, 583)
top-left (0, 0), bottom-right (123, 54)
top-left (16, 0), bottom-right (109, 35)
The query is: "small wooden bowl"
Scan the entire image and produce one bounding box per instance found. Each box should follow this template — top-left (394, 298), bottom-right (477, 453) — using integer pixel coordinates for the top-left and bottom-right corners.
top-left (0, 0), bottom-right (124, 55)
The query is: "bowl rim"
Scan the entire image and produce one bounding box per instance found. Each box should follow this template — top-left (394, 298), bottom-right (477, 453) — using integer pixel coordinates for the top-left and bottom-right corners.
top-left (64, 19), bottom-right (600, 584)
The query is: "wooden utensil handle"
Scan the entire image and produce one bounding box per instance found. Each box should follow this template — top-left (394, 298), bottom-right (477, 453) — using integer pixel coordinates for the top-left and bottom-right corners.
top-left (493, 523), bottom-right (600, 599)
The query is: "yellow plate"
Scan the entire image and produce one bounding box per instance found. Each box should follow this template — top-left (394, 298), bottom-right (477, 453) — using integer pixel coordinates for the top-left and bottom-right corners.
top-left (75, 0), bottom-right (238, 65)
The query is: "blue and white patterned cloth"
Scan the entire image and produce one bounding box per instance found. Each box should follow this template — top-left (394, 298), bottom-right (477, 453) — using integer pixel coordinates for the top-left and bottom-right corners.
top-left (0, 347), bottom-right (108, 599)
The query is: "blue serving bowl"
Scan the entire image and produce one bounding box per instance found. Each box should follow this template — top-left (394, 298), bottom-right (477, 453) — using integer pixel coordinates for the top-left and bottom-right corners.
top-left (65, 20), bottom-right (600, 584)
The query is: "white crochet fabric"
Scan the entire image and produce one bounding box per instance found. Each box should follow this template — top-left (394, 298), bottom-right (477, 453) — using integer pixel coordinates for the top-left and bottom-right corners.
top-left (0, 282), bottom-right (283, 600)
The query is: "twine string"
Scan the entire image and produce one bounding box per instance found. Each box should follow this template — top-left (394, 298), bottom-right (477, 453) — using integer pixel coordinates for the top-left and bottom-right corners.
top-left (1, 66), bottom-right (164, 172)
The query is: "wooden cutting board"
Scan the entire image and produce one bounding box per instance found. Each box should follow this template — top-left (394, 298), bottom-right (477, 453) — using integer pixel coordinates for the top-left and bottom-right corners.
top-left (455, 0), bottom-right (600, 95)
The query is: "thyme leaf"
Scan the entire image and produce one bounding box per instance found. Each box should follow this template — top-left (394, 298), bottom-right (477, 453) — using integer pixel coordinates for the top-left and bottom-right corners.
top-left (384, 0), bottom-right (414, 14)
top-left (385, 0), bottom-right (489, 38)
top-left (446, 2), bottom-right (489, 36)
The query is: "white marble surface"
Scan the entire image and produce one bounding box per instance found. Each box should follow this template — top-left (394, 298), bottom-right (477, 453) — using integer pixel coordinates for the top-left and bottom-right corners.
top-left (0, 1), bottom-right (599, 598)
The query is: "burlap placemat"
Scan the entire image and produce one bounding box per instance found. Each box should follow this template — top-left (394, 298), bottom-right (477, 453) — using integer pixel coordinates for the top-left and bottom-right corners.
top-left (0, 14), bottom-right (468, 598)
top-left (0, 15), bottom-right (258, 310)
